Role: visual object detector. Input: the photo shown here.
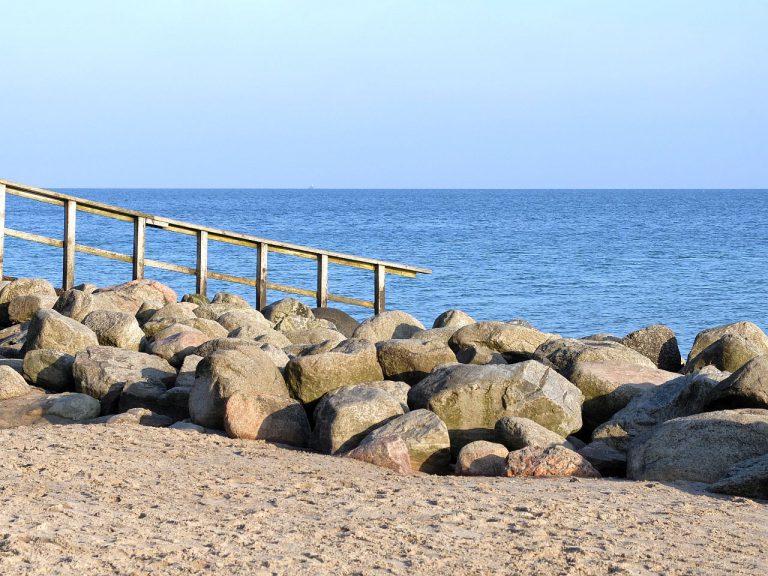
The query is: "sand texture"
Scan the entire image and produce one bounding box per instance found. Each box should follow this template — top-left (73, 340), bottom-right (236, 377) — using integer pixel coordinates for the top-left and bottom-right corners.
top-left (0, 424), bottom-right (766, 575)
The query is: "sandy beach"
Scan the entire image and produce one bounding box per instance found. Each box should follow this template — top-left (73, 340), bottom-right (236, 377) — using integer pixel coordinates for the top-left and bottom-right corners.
top-left (1, 423), bottom-right (765, 576)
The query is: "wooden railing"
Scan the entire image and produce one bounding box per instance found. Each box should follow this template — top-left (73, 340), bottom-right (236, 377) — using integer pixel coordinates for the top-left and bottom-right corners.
top-left (0, 179), bottom-right (430, 313)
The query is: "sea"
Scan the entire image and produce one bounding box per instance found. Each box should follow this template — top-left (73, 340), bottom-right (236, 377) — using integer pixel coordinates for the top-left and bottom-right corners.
top-left (5, 189), bottom-right (767, 354)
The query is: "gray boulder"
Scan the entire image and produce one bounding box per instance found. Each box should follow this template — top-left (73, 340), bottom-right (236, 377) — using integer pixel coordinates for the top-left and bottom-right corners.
top-left (82, 310), bottom-right (145, 351)
top-left (0, 323), bottom-right (28, 357)
top-left (627, 409), bottom-right (768, 483)
top-left (22, 309), bottom-right (99, 356)
top-left (621, 324), bottom-right (681, 372)
top-left (707, 355), bottom-right (768, 410)
top-left (211, 292), bottom-right (251, 308)
top-left (688, 321), bottom-right (768, 363)
top-left (22, 349), bottom-right (75, 392)
top-left (94, 279), bottom-right (177, 309)
top-left (353, 311), bottom-right (424, 342)
top-left (578, 441), bottom-right (627, 477)
top-left (262, 298), bottom-right (313, 323)
top-left (408, 361), bottom-right (583, 454)
top-left (224, 392), bottom-right (310, 447)
top-left (708, 454), bottom-right (768, 500)
top-left (283, 327), bottom-right (345, 347)
top-left (8, 294), bottom-right (57, 324)
top-left (683, 334), bottom-right (763, 374)
top-left (534, 337), bottom-right (655, 378)
top-left (455, 441), bottom-right (508, 476)
top-left (216, 308), bottom-right (271, 333)
top-left (312, 307), bottom-right (359, 338)
top-left (494, 416), bottom-right (573, 451)
top-left (147, 328), bottom-right (210, 367)
top-left (432, 309), bottom-right (475, 329)
top-left (375, 338), bottom-right (456, 384)
top-left (0, 278), bottom-right (57, 324)
top-left (449, 322), bottom-right (554, 364)
top-left (0, 365), bottom-right (31, 400)
top-left (362, 380), bottom-right (410, 412)
top-left (310, 384), bottom-right (404, 454)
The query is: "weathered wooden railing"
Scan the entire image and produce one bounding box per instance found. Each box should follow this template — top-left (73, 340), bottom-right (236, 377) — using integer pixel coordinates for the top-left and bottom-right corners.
top-left (0, 179), bottom-right (430, 313)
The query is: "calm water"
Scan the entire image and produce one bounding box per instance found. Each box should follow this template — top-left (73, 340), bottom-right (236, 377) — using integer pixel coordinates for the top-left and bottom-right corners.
top-left (5, 189), bottom-right (767, 352)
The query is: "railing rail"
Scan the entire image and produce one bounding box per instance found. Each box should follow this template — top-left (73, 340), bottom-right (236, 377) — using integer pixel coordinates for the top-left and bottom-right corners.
top-left (0, 179), bottom-right (431, 312)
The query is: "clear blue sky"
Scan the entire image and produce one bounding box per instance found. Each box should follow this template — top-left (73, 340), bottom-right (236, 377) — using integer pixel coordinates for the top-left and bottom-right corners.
top-left (1, 1), bottom-right (766, 188)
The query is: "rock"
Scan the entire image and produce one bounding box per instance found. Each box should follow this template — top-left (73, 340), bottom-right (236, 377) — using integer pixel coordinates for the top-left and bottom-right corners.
top-left (408, 361), bottom-right (583, 454)
top-left (149, 302), bottom-right (199, 323)
top-left (688, 321), bottom-right (768, 363)
top-left (216, 309), bottom-right (272, 333)
top-left (157, 386), bottom-right (191, 421)
top-left (578, 441), bottom-right (627, 477)
top-left (312, 307), bottom-right (359, 338)
top-left (53, 289), bottom-right (143, 322)
top-left (362, 380), bottom-right (410, 412)
top-left (22, 349), bottom-right (75, 392)
top-left (96, 408), bottom-right (174, 428)
top-left (285, 339), bottom-right (340, 357)
top-left (533, 338), bottom-right (656, 378)
top-left (193, 303), bottom-right (238, 320)
top-left (94, 279), bottom-right (177, 308)
top-left (189, 348), bottom-right (288, 429)
top-left (274, 315), bottom-right (337, 334)
top-left (182, 293), bottom-right (210, 306)
top-left (0, 278), bottom-right (57, 324)
top-left (169, 421), bottom-right (206, 432)
top-left (73, 347), bottom-right (176, 414)
top-left (283, 327), bottom-right (345, 347)
top-left (46, 392), bottom-right (101, 421)
top-left (0, 358), bottom-right (24, 376)
top-left (410, 327), bottom-right (459, 345)
top-left (707, 355), bottom-right (768, 410)
top-left (194, 337), bottom-right (266, 358)
top-left (178, 318), bottom-right (229, 340)
top-left (375, 338), bottom-right (457, 384)
top-left (359, 409), bottom-right (451, 473)
top-left (345, 436), bottom-right (412, 474)
top-left (147, 329), bottom-right (210, 367)
top-left (708, 454), bottom-right (768, 500)
top-left (7, 294), bottom-right (57, 324)
top-left (228, 324), bottom-right (281, 340)
top-left (256, 343), bottom-right (290, 372)
top-left (223, 392), bottom-right (310, 447)
top-left (285, 339), bottom-right (384, 404)
top-left (151, 322), bottom-right (199, 341)
top-left (621, 324), bottom-right (681, 372)
top-left (494, 416), bottom-right (573, 451)
top-left (455, 441), bottom-right (509, 476)
top-left (262, 298), bottom-right (313, 323)
top-left (0, 323), bottom-right (28, 357)
top-left (505, 446), bottom-right (601, 478)
top-left (0, 365), bottom-right (31, 400)
top-left (683, 334), bottom-right (763, 374)
top-left (22, 309), bottom-right (99, 356)
top-left (627, 409), bottom-right (768, 483)
top-left (82, 310), bottom-right (145, 351)
top-left (568, 361), bottom-right (680, 435)
top-left (175, 354), bottom-right (203, 388)
top-left (0, 392), bottom-right (100, 428)
top-left (211, 292), bottom-right (251, 308)
top-left (432, 309), bottom-right (475, 329)
top-left (582, 334), bottom-right (622, 342)
top-left (119, 377), bottom-right (169, 414)
top-left (353, 311), bottom-right (424, 342)
top-left (251, 329), bottom-right (292, 348)
top-left (449, 322), bottom-right (554, 364)
top-left (311, 385), bottom-right (404, 454)
top-left (592, 367), bottom-right (727, 452)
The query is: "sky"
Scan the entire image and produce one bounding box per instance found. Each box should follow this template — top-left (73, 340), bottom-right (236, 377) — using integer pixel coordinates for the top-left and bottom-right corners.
top-left (1, 1), bottom-right (767, 188)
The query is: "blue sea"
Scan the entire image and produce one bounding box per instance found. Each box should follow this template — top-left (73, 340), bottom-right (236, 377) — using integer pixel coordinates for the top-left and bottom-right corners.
top-left (4, 189), bottom-right (767, 353)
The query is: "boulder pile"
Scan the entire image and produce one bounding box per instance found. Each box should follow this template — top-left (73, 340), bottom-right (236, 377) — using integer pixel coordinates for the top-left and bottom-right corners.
top-left (1, 277), bottom-right (767, 500)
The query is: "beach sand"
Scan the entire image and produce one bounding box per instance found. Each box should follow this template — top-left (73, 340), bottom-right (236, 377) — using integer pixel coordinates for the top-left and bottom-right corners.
top-left (0, 424), bottom-right (765, 575)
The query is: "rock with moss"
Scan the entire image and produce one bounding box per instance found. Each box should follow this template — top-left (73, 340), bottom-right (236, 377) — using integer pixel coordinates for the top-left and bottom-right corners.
top-left (449, 321), bottom-right (555, 364)
top-left (683, 334), bottom-right (763, 374)
top-left (82, 310), bottom-right (145, 351)
top-left (687, 321), bottom-right (768, 363)
top-left (22, 309), bottom-right (99, 356)
top-left (375, 338), bottom-right (456, 384)
top-left (620, 324), bottom-right (681, 372)
top-left (22, 349), bottom-right (75, 392)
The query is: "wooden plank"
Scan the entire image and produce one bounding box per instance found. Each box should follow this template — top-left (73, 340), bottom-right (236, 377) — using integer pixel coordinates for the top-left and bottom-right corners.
top-left (208, 270), bottom-right (257, 287)
top-left (267, 282), bottom-right (316, 299)
top-left (5, 228), bottom-right (64, 247)
top-left (328, 293), bottom-right (374, 309)
top-left (76, 244), bottom-right (133, 263)
top-left (63, 200), bottom-right (76, 289)
top-left (77, 204), bottom-right (133, 223)
top-left (144, 259), bottom-right (196, 275)
top-left (196, 230), bottom-right (208, 296)
top-left (6, 188), bottom-right (65, 207)
top-left (374, 264), bottom-right (386, 314)
top-left (133, 217), bottom-right (146, 279)
top-left (316, 254), bottom-right (328, 308)
top-left (256, 242), bottom-right (268, 310)
top-left (0, 184), bottom-right (5, 280)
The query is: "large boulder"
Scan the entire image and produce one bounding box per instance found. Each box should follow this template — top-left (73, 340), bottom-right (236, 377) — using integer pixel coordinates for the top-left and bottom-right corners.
top-left (455, 441), bottom-right (509, 476)
top-left (310, 385), bottom-right (404, 454)
top-left (22, 309), bottom-right (99, 356)
top-left (194, 337), bottom-right (267, 358)
top-left (687, 321), bottom-right (768, 363)
top-left (147, 329), bottom-right (210, 367)
top-left (358, 409), bottom-right (451, 473)
top-left (149, 302), bottom-right (198, 323)
top-left (627, 409), bottom-right (768, 483)
top-left (449, 322), bottom-right (554, 365)
top-left (432, 310), bottom-right (475, 330)
top-left (578, 441), bottom-right (627, 477)
top-left (568, 361), bottom-right (680, 435)
top-left (505, 446), bottom-right (601, 478)
top-left (82, 310), bottom-right (145, 351)
top-left (375, 338), bottom-right (456, 384)
top-left (620, 324), bottom-right (681, 372)
top-left (189, 348), bottom-right (288, 429)
top-left (274, 315), bottom-right (336, 334)
top-left (211, 292), bottom-right (251, 308)
top-left (0, 392), bottom-right (99, 428)
top-left (363, 381), bottom-right (411, 412)
top-left (592, 367), bottom-right (727, 452)
top-left (22, 349), bottom-right (75, 392)
top-left (533, 337), bottom-right (655, 378)
top-left (408, 361), bottom-right (583, 454)
top-left (7, 294), bottom-right (57, 324)
top-left (216, 309), bottom-right (272, 333)
top-left (683, 334), bottom-right (763, 374)
top-left (0, 278), bottom-right (57, 324)
top-left (345, 436), bottom-right (412, 474)
top-left (72, 346), bottom-right (177, 414)
top-left (285, 339), bottom-right (384, 404)
top-left (283, 327), bottom-right (345, 347)
top-left (494, 416), bottom-right (573, 451)
top-left (94, 279), bottom-right (177, 309)
top-left (262, 298), bottom-right (313, 323)
top-left (353, 311), bottom-right (424, 342)
top-left (0, 365), bottom-right (31, 400)
top-left (224, 392), bottom-right (310, 447)
top-left (0, 323), bottom-right (28, 357)
top-left (53, 289), bottom-right (143, 322)
top-left (706, 355), bottom-right (768, 410)
top-left (312, 307), bottom-right (359, 338)
top-left (708, 454), bottom-right (768, 500)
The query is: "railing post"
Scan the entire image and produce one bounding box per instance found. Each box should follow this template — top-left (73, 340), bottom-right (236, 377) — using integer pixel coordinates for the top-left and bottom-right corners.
top-left (374, 264), bottom-right (385, 314)
top-left (316, 254), bottom-right (328, 308)
top-left (256, 242), bottom-right (268, 310)
top-left (63, 200), bottom-right (77, 290)
top-left (133, 216), bottom-right (146, 280)
top-left (196, 230), bottom-right (208, 296)
top-left (0, 184), bottom-right (5, 281)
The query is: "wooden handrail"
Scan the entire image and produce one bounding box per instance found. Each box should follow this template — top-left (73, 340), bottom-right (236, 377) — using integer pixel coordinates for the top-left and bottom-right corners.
top-left (0, 180), bottom-right (431, 313)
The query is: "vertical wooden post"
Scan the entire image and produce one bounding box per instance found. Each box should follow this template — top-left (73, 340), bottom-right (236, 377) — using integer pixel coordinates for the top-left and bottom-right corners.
top-left (256, 242), bottom-right (268, 310)
top-left (63, 200), bottom-right (77, 290)
top-left (316, 254), bottom-right (328, 308)
top-left (374, 264), bottom-right (386, 314)
top-left (133, 216), bottom-right (146, 280)
top-left (0, 184), bottom-right (5, 281)
top-left (196, 230), bottom-right (208, 296)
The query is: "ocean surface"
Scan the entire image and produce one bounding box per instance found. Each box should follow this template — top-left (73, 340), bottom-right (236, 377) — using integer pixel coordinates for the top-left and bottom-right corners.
top-left (4, 189), bottom-right (767, 353)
